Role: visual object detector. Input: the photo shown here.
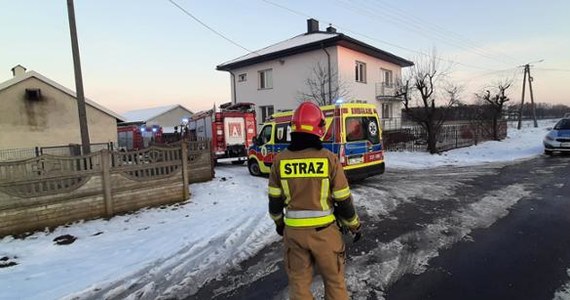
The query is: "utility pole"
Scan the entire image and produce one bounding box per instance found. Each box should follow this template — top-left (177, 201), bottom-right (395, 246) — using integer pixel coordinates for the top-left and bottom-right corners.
top-left (67, 0), bottom-right (91, 154)
top-left (517, 61), bottom-right (541, 129)
top-left (527, 66), bottom-right (538, 128)
top-left (517, 65), bottom-right (527, 130)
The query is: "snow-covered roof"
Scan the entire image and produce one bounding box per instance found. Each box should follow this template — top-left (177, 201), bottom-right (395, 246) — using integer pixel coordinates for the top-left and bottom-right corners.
top-left (122, 105), bottom-right (193, 123)
top-left (0, 70), bottom-right (125, 121)
top-left (122, 105), bottom-right (177, 123)
top-left (218, 32), bottom-right (338, 67)
top-left (217, 31), bottom-right (413, 71)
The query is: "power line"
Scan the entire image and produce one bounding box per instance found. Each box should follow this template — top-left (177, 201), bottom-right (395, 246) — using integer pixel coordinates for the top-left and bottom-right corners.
top-left (167, 0), bottom-right (255, 53)
top-left (332, 0), bottom-right (518, 68)
top-left (261, 0), bottom-right (497, 71)
top-left (459, 67), bottom-right (520, 83)
top-left (261, 0), bottom-right (310, 18)
top-left (373, 0), bottom-right (523, 66)
top-left (534, 68), bottom-right (570, 72)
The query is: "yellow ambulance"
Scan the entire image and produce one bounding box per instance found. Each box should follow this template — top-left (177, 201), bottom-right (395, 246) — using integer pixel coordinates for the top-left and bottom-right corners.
top-left (247, 103), bottom-right (385, 181)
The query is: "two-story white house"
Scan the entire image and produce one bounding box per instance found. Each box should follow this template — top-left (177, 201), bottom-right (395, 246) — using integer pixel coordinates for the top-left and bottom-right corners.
top-left (216, 19), bottom-right (413, 130)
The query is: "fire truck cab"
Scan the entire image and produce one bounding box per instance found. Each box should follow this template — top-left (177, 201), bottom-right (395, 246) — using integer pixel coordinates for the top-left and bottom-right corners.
top-left (117, 123), bottom-right (163, 151)
top-left (188, 102), bottom-right (256, 164)
top-left (248, 103), bottom-right (385, 181)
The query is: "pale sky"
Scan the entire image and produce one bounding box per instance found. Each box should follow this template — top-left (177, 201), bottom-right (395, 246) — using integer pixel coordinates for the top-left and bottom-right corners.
top-left (1, 0), bottom-right (569, 115)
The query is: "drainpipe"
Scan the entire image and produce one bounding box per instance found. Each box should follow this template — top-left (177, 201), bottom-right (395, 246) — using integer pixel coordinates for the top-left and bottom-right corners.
top-left (322, 44), bottom-right (332, 105)
top-left (228, 70), bottom-right (237, 104)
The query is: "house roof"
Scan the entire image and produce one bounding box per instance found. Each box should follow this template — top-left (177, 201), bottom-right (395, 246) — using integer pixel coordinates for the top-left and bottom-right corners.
top-left (0, 70), bottom-right (125, 121)
top-left (122, 104), bottom-right (193, 123)
top-left (216, 31), bottom-right (414, 71)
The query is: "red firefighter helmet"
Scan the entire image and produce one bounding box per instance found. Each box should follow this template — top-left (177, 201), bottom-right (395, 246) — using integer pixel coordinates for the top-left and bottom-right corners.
top-left (291, 102), bottom-right (326, 137)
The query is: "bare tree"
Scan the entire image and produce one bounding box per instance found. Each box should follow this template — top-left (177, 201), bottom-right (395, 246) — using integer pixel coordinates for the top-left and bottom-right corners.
top-left (396, 50), bottom-right (458, 154)
top-left (476, 80), bottom-right (511, 140)
top-left (464, 100), bottom-right (495, 145)
top-left (298, 62), bottom-right (351, 106)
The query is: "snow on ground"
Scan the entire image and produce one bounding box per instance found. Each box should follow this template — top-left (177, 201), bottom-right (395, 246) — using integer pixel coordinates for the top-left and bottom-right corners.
top-left (0, 119), bottom-right (561, 299)
top-left (0, 167), bottom-right (277, 300)
top-left (386, 120), bottom-right (558, 169)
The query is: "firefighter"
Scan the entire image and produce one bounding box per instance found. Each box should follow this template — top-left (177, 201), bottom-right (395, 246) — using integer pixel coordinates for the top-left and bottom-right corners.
top-left (268, 101), bottom-right (362, 300)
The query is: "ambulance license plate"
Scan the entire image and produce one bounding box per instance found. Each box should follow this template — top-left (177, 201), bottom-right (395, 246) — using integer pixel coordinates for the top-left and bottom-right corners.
top-left (348, 156), bottom-right (364, 165)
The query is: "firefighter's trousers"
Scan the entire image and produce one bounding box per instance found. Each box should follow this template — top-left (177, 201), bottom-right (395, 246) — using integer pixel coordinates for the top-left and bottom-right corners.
top-left (283, 223), bottom-right (348, 300)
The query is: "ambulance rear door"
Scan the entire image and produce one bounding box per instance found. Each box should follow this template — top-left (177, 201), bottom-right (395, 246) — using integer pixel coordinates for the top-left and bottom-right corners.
top-left (343, 114), bottom-right (381, 165)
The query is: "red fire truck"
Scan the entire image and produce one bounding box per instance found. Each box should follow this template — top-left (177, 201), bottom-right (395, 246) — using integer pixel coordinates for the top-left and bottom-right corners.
top-left (187, 102), bottom-right (256, 164)
top-left (117, 123), bottom-right (163, 151)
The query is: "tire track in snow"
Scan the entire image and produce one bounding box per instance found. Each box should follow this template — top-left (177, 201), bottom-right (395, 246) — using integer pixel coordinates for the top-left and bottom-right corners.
top-left (353, 167), bottom-right (497, 219)
top-left (190, 166), bottom-right (506, 299)
top-left (62, 209), bottom-right (275, 300)
top-left (266, 184), bottom-right (531, 300)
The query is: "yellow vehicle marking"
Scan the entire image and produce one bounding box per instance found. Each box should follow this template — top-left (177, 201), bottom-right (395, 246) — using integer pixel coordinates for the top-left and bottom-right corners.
top-left (343, 160), bottom-right (383, 170)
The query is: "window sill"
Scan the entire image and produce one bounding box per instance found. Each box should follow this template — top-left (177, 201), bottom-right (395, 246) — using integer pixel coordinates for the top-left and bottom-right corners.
top-left (258, 87), bottom-right (273, 90)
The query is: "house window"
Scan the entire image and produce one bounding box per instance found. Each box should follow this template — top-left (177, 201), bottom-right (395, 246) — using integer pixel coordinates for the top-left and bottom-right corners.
top-left (382, 103), bottom-right (392, 119)
top-left (355, 61), bottom-right (366, 83)
top-left (259, 105), bottom-right (274, 124)
top-left (382, 69), bottom-right (393, 87)
top-left (258, 69), bottom-right (273, 89)
top-left (25, 88), bottom-right (42, 101)
top-left (238, 73), bottom-right (247, 82)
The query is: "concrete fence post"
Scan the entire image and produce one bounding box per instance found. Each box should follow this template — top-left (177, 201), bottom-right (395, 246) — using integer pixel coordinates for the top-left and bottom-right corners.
top-left (181, 142), bottom-right (190, 200)
top-left (100, 150), bottom-right (113, 217)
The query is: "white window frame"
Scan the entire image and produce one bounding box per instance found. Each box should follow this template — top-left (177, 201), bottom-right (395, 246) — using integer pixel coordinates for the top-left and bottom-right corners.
top-left (259, 105), bottom-right (274, 124)
top-left (258, 69), bottom-right (273, 89)
top-left (355, 61), bottom-right (367, 83)
top-left (382, 103), bottom-right (392, 119)
top-left (238, 73), bottom-right (247, 82)
top-left (382, 68), bottom-right (393, 87)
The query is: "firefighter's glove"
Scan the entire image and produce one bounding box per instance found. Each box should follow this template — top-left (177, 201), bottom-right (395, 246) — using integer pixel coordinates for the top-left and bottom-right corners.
top-left (275, 220), bottom-right (285, 237)
top-left (350, 223), bottom-right (362, 243)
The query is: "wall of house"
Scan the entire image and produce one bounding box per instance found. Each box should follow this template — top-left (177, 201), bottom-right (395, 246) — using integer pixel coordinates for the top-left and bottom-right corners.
top-left (336, 46), bottom-right (404, 121)
top-left (0, 77), bottom-right (118, 150)
top-left (230, 47), bottom-right (339, 125)
top-left (149, 106), bottom-right (193, 129)
top-left (227, 45), bottom-right (409, 127)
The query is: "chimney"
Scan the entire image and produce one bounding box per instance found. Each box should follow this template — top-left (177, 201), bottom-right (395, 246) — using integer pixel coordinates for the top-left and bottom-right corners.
top-left (307, 18), bottom-right (319, 34)
top-left (326, 25), bottom-right (337, 33)
top-left (11, 65), bottom-right (27, 77)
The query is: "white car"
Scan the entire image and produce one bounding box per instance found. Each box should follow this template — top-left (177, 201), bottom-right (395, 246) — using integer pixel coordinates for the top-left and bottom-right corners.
top-left (544, 117), bottom-right (570, 155)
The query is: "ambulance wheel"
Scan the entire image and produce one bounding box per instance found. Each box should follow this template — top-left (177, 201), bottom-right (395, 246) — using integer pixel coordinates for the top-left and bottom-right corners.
top-left (232, 160), bottom-right (245, 165)
top-left (248, 159), bottom-right (261, 176)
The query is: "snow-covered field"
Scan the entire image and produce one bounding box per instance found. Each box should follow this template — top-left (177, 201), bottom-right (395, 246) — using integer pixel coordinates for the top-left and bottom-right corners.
top-left (0, 119), bottom-right (565, 300)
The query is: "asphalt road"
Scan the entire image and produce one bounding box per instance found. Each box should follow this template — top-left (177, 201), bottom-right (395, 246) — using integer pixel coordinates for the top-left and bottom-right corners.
top-left (188, 154), bottom-right (570, 300)
top-left (386, 154), bottom-right (570, 300)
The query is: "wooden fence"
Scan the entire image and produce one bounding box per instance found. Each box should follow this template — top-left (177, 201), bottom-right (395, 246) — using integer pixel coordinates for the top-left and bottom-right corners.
top-left (0, 140), bottom-right (214, 237)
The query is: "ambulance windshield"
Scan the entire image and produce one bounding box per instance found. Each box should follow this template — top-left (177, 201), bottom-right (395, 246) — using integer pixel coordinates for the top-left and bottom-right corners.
top-left (345, 117), bottom-right (380, 144)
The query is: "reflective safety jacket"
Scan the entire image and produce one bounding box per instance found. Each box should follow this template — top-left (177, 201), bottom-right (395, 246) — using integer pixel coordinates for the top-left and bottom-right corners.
top-left (268, 148), bottom-right (360, 229)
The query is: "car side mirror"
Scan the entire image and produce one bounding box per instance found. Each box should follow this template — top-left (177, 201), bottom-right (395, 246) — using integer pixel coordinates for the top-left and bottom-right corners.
top-left (546, 127), bottom-right (553, 131)
top-left (252, 136), bottom-right (259, 145)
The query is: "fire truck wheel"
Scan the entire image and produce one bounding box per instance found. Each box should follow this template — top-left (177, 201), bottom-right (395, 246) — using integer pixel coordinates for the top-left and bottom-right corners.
top-left (248, 159), bottom-right (261, 176)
